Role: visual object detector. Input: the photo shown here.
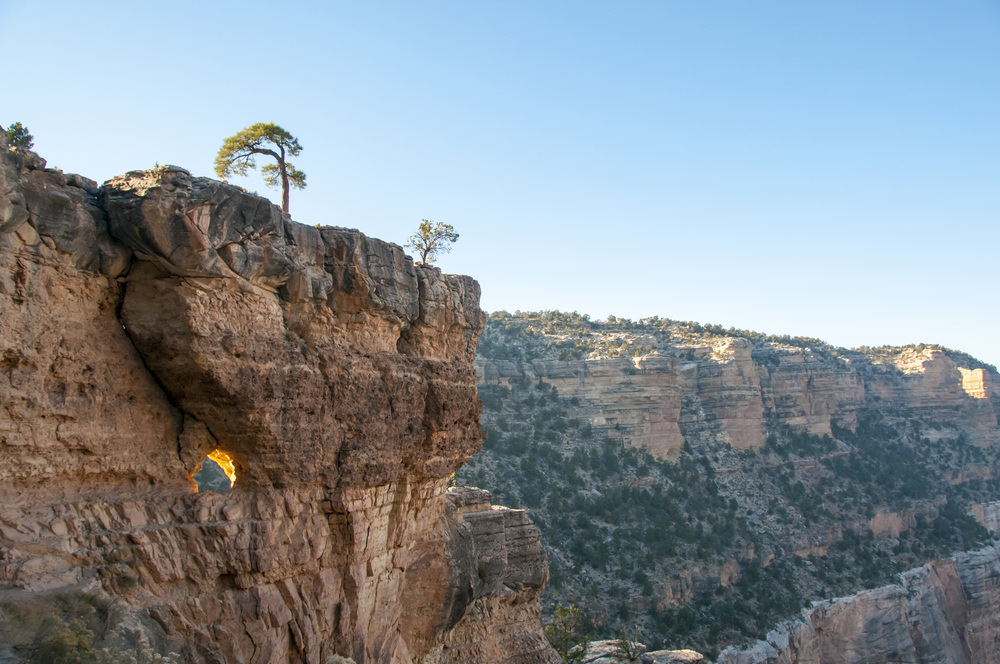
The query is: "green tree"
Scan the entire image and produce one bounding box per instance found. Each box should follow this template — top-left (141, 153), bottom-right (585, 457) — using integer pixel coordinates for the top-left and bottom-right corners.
top-left (29, 617), bottom-right (181, 664)
top-left (31, 617), bottom-right (93, 664)
top-left (5, 122), bottom-right (34, 150)
top-left (214, 123), bottom-right (305, 214)
top-left (543, 605), bottom-right (589, 664)
top-left (405, 219), bottom-right (459, 265)
top-left (613, 626), bottom-right (644, 662)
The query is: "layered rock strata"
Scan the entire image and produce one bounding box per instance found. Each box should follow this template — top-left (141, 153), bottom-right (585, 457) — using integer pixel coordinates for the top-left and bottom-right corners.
top-left (716, 544), bottom-right (1000, 664)
top-left (402, 487), bottom-right (554, 664)
top-left (0, 140), bottom-right (556, 663)
top-left (478, 335), bottom-right (1000, 459)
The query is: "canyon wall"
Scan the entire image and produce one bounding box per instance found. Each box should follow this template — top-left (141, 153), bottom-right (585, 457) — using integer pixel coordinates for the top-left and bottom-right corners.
top-left (470, 313), bottom-right (1000, 656)
top-left (478, 334), bottom-right (1000, 459)
top-left (716, 544), bottom-right (1000, 664)
top-left (0, 139), bottom-right (557, 663)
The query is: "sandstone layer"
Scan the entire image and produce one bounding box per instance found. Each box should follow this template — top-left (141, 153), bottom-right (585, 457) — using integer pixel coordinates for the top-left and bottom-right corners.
top-left (402, 487), bottom-right (554, 664)
top-left (471, 313), bottom-right (1000, 657)
top-left (716, 543), bottom-right (1000, 664)
top-left (478, 331), bottom-right (1000, 460)
top-left (0, 139), bottom-right (557, 663)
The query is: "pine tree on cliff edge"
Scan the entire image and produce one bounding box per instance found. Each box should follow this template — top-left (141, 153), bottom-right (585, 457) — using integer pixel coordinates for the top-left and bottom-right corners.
top-left (406, 219), bottom-right (459, 265)
top-left (4, 122), bottom-right (34, 151)
top-left (215, 123), bottom-right (306, 214)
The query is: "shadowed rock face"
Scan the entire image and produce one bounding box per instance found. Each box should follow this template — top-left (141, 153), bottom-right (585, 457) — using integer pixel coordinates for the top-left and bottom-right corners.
top-left (0, 146), bottom-right (557, 664)
top-left (401, 487), bottom-right (555, 664)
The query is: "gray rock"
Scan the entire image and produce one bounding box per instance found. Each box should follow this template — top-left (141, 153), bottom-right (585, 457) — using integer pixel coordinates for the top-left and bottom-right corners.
top-left (102, 166), bottom-right (287, 279)
top-left (582, 640), bottom-right (703, 664)
top-left (0, 143), bottom-right (128, 274)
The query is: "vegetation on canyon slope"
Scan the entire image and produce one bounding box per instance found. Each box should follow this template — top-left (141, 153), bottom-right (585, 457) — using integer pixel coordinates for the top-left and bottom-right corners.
top-left (0, 593), bottom-right (180, 664)
top-left (458, 311), bottom-right (1000, 658)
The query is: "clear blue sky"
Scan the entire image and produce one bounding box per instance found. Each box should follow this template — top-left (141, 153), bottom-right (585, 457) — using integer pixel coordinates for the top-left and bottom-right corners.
top-left (4, 1), bottom-right (999, 367)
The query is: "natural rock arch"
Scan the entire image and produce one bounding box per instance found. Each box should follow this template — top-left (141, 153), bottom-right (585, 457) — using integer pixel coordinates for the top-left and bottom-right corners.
top-left (192, 449), bottom-right (237, 493)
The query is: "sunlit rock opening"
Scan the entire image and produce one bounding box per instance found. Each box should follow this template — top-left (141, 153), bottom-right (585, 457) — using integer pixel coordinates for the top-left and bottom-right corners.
top-left (193, 449), bottom-right (237, 493)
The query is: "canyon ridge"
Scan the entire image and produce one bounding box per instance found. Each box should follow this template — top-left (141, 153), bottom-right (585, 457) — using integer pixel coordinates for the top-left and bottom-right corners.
top-left (460, 310), bottom-right (1000, 659)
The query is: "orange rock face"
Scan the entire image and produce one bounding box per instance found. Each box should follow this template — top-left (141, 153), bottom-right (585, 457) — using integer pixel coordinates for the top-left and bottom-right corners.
top-left (0, 146), bottom-right (556, 663)
top-left (717, 545), bottom-right (1000, 664)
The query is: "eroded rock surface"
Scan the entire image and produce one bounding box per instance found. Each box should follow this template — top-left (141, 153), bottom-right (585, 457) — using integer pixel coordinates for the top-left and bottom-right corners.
top-left (716, 544), bottom-right (1000, 664)
top-left (0, 143), bottom-right (556, 663)
top-left (478, 327), bottom-right (999, 460)
top-left (580, 640), bottom-right (704, 664)
top-left (402, 487), bottom-right (555, 664)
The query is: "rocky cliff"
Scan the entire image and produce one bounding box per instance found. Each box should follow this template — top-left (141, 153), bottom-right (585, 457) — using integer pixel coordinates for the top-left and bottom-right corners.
top-left (477, 319), bottom-right (999, 460)
top-left (463, 312), bottom-right (1000, 657)
top-left (716, 543), bottom-right (1000, 664)
top-left (0, 139), bottom-right (557, 663)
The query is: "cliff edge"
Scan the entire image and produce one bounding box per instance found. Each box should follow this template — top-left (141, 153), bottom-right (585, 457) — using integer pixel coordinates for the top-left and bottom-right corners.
top-left (478, 323), bottom-right (999, 460)
top-left (717, 543), bottom-right (1000, 664)
top-left (0, 138), bottom-right (557, 663)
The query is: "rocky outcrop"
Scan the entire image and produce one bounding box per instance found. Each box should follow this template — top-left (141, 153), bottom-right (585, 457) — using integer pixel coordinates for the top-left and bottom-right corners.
top-left (478, 332), bottom-right (999, 460)
top-left (0, 141), bottom-right (556, 663)
top-left (581, 641), bottom-right (704, 664)
top-left (959, 367), bottom-right (992, 400)
top-left (402, 487), bottom-right (555, 664)
top-left (862, 349), bottom-right (1000, 444)
top-left (716, 544), bottom-right (1000, 664)
top-left (970, 501), bottom-right (1000, 535)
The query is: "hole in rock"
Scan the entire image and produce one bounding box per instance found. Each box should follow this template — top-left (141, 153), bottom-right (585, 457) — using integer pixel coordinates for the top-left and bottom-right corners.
top-left (194, 449), bottom-right (237, 493)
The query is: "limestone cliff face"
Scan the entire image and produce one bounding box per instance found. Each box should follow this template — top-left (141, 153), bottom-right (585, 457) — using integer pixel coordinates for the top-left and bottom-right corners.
top-left (0, 142), bottom-right (557, 663)
top-left (716, 544), bottom-right (1000, 664)
top-left (401, 488), bottom-right (554, 664)
top-left (478, 327), bottom-right (999, 459)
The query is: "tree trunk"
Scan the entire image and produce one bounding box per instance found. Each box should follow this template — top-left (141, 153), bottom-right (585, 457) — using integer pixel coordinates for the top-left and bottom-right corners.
top-left (279, 158), bottom-right (290, 214)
